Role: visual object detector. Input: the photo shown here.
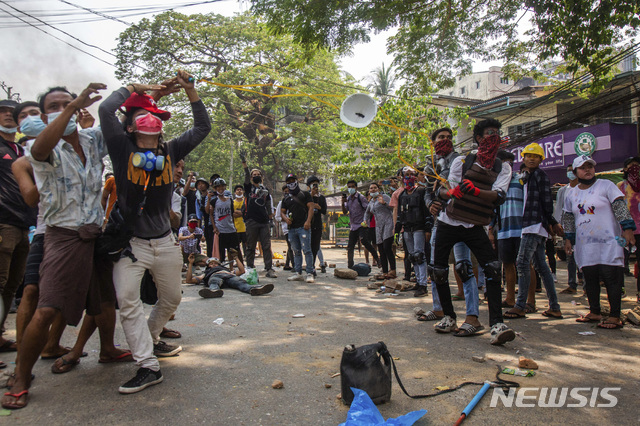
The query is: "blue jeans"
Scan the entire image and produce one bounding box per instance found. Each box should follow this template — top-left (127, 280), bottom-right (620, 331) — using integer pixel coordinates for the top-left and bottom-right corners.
top-left (429, 228), bottom-right (479, 316)
top-left (208, 274), bottom-right (252, 293)
top-left (566, 249), bottom-right (583, 289)
top-left (404, 230), bottom-right (427, 287)
top-left (516, 234), bottom-right (560, 311)
top-left (288, 227), bottom-right (314, 274)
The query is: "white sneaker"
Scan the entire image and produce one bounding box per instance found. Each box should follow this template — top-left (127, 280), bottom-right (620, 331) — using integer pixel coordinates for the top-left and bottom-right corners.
top-left (434, 315), bottom-right (457, 333)
top-left (305, 273), bottom-right (315, 283)
top-left (490, 322), bottom-right (516, 345)
top-left (288, 273), bottom-right (304, 282)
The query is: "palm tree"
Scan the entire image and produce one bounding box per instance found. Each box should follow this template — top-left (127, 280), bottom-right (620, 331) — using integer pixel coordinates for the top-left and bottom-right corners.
top-left (367, 63), bottom-right (397, 103)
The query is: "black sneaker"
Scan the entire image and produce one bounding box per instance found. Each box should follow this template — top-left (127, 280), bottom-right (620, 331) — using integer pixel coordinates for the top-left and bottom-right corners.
top-left (199, 288), bottom-right (224, 298)
top-left (118, 368), bottom-right (163, 394)
top-left (414, 286), bottom-right (429, 297)
top-left (320, 264), bottom-right (327, 273)
top-left (153, 341), bottom-right (182, 357)
top-left (283, 266), bottom-right (292, 271)
top-left (250, 283), bottom-right (274, 296)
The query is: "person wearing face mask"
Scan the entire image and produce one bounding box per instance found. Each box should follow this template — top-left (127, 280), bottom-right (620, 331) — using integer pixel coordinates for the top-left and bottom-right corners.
top-left (617, 156), bottom-right (640, 303)
top-left (430, 119), bottom-right (516, 345)
top-left (233, 185), bottom-right (248, 258)
top-left (306, 176), bottom-right (327, 274)
top-left (13, 101), bottom-right (46, 145)
top-left (97, 70), bottom-right (211, 394)
top-left (556, 164), bottom-right (582, 295)
top-left (178, 215), bottom-right (207, 266)
top-left (342, 180), bottom-right (380, 269)
top-left (240, 154), bottom-right (277, 278)
top-left (364, 182), bottom-right (396, 279)
top-left (564, 155), bottom-right (636, 329)
top-left (282, 174), bottom-right (315, 283)
top-left (209, 178), bottom-right (242, 264)
top-left (0, 99), bottom-right (36, 362)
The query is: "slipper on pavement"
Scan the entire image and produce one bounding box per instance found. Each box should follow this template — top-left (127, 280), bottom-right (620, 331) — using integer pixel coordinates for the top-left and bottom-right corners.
top-left (0, 340), bottom-right (17, 353)
top-left (2, 389), bottom-right (29, 409)
top-left (51, 356), bottom-right (80, 374)
top-left (453, 323), bottom-right (484, 337)
top-left (99, 352), bottom-right (134, 364)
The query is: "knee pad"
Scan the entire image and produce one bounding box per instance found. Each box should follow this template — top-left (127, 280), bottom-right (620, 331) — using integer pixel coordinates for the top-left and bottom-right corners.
top-left (412, 252), bottom-right (426, 265)
top-left (427, 264), bottom-right (435, 281)
top-left (432, 266), bottom-right (449, 285)
top-left (455, 260), bottom-right (474, 282)
top-left (483, 260), bottom-right (502, 282)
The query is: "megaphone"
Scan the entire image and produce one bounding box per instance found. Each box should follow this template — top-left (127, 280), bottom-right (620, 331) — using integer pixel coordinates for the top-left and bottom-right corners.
top-left (340, 93), bottom-right (378, 128)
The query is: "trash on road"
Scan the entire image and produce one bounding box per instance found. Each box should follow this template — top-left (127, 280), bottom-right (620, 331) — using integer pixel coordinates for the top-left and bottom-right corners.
top-left (292, 313), bottom-right (305, 318)
top-left (501, 367), bottom-right (535, 377)
top-left (340, 387), bottom-right (426, 426)
top-left (518, 357), bottom-right (538, 370)
top-left (578, 331), bottom-right (596, 335)
top-left (213, 318), bottom-right (224, 325)
top-left (272, 379), bottom-right (284, 389)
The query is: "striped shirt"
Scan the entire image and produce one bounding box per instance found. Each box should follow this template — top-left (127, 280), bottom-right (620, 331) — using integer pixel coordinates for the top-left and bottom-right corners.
top-left (497, 174), bottom-right (524, 240)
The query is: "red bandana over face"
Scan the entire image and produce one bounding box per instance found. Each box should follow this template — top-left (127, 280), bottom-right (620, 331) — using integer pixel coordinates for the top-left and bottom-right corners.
top-left (434, 139), bottom-right (453, 157)
top-left (627, 164), bottom-right (640, 192)
top-left (477, 134), bottom-right (500, 169)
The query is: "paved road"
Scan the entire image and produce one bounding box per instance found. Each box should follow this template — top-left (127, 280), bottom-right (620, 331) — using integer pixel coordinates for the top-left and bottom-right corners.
top-left (2, 241), bottom-right (639, 424)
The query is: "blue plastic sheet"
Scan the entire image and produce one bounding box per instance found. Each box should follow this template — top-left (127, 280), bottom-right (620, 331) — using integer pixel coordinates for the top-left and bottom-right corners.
top-left (340, 388), bottom-right (427, 426)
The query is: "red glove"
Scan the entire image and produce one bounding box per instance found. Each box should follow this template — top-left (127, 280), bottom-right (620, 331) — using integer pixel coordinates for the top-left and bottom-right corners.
top-left (447, 186), bottom-right (465, 200)
top-left (460, 179), bottom-right (480, 196)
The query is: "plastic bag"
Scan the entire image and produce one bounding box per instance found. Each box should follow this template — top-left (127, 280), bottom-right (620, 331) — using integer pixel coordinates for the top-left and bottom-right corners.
top-left (240, 268), bottom-right (259, 285)
top-left (340, 388), bottom-right (427, 426)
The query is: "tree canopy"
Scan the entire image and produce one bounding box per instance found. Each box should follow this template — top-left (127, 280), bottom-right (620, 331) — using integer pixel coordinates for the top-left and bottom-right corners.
top-left (114, 12), bottom-right (355, 190)
top-left (251, 0), bottom-right (640, 94)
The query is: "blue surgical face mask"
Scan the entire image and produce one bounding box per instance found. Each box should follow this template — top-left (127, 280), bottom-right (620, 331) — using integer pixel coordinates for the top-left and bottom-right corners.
top-left (347, 188), bottom-right (356, 195)
top-left (47, 111), bottom-right (77, 136)
top-left (0, 123), bottom-right (17, 134)
top-left (369, 192), bottom-right (379, 197)
top-left (19, 115), bottom-right (46, 137)
top-left (567, 171), bottom-right (576, 181)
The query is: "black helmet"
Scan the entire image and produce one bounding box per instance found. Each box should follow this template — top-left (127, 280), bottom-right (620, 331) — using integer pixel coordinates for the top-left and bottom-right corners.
top-left (306, 175), bottom-right (320, 186)
top-left (213, 177), bottom-right (227, 187)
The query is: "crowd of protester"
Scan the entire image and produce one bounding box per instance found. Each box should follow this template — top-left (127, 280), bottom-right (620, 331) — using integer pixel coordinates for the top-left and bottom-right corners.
top-left (0, 73), bottom-right (638, 410)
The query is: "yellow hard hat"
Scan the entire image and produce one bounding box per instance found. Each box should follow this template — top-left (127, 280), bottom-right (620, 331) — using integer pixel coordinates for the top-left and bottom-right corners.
top-left (521, 143), bottom-right (545, 160)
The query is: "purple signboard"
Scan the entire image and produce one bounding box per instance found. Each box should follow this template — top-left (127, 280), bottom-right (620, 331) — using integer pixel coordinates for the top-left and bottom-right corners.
top-left (508, 123), bottom-right (638, 183)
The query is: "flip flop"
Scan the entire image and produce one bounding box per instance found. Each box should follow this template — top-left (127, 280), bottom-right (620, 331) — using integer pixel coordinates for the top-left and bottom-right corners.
top-left (504, 309), bottom-right (526, 319)
top-left (0, 361), bottom-right (6, 370)
top-left (0, 340), bottom-right (17, 353)
top-left (524, 303), bottom-right (538, 314)
top-left (42, 350), bottom-right (88, 360)
top-left (541, 310), bottom-right (563, 319)
top-left (452, 295), bottom-right (465, 301)
top-left (99, 352), bottom-right (134, 364)
top-left (2, 389), bottom-right (29, 409)
top-left (160, 328), bottom-right (182, 339)
top-left (501, 300), bottom-right (515, 308)
top-left (51, 356), bottom-right (80, 374)
top-left (576, 314), bottom-right (601, 323)
top-left (597, 321), bottom-right (623, 329)
top-left (453, 323), bottom-right (484, 337)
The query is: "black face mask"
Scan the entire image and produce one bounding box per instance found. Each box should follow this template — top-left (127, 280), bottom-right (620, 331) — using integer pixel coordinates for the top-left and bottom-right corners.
top-left (252, 176), bottom-right (262, 184)
top-left (578, 176), bottom-right (597, 186)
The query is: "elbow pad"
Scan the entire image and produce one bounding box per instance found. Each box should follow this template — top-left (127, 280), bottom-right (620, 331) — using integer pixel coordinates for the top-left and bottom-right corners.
top-left (494, 189), bottom-right (506, 206)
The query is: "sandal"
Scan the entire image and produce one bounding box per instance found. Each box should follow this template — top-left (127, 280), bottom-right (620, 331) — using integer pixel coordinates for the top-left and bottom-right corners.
top-left (434, 316), bottom-right (457, 333)
top-left (452, 295), bottom-right (465, 301)
top-left (417, 311), bottom-right (443, 322)
top-left (1, 389), bottom-right (29, 409)
top-left (560, 287), bottom-right (577, 294)
top-left (99, 352), bottom-right (134, 364)
top-left (576, 314), bottom-right (601, 323)
top-left (453, 322), bottom-right (484, 337)
top-left (160, 328), bottom-right (182, 339)
top-left (541, 310), bottom-right (563, 319)
top-left (501, 300), bottom-right (515, 308)
top-left (51, 356), bottom-right (80, 374)
top-left (524, 303), bottom-right (538, 314)
top-left (0, 340), bottom-right (17, 353)
top-left (504, 309), bottom-right (526, 319)
top-left (597, 320), bottom-right (623, 329)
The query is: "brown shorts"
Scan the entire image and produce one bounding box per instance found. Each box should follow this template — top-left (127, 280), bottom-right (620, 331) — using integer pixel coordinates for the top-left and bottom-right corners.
top-left (38, 225), bottom-right (112, 326)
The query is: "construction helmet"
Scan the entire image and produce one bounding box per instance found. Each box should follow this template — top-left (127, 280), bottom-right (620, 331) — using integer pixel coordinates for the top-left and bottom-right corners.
top-left (521, 143), bottom-right (545, 160)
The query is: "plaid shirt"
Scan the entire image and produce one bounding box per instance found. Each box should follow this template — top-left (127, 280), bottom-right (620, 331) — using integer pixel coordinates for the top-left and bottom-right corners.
top-left (522, 168), bottom-right (558, 229)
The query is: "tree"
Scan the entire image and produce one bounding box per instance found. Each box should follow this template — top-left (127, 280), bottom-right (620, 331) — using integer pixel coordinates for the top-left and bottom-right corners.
top-left (251, 0), bottom-right (640, 94)
top-left (114, 12), bottom-right (354, 190)
top-left (331, 96), bottom-right (470, 185)
top-left (367, 63), bottom-right (397, 102)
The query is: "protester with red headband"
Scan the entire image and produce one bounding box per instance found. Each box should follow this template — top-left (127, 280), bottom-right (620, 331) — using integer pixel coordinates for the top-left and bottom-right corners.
top-left (98, 70), bottom-right (211, 394)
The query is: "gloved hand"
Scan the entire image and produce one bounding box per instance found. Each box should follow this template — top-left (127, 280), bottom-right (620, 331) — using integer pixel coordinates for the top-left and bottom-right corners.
top-left (460, 179), bottom-right (480, 196)
top-left (447, 185), bottom-right (465, 200)
top-left (239, 151), bottom-right (246, 162)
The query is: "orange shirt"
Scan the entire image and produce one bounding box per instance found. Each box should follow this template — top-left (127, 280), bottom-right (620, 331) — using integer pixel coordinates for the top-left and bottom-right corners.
top-left (104, 176), bottom-right (117, 221)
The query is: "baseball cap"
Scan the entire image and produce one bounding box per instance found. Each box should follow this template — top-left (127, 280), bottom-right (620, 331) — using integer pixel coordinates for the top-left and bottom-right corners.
top-left (0, 99), bottom-right (18, 109)
top-left (306, 175), bottom-right (320, 185)
top-left (286, 173), bottom-right (297, 181)
top-left (572, 155), bottom-right (596, 170)
top-left (121, 93), bottom-right (171, 121)
top-left (188, 214), bottom-right (198, 222)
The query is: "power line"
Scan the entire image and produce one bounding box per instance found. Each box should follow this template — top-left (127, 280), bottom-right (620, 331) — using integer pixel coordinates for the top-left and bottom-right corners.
top-left (57, 0), bottom-right (132, 26)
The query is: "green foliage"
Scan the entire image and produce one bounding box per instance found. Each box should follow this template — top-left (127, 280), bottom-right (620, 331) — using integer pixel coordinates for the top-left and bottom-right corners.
top-left (332, 97), bottom-right (470, 184)
top-left (114, 12), bottom-right (354, 190)
top-left (251, 0), bottom-right (640, 95)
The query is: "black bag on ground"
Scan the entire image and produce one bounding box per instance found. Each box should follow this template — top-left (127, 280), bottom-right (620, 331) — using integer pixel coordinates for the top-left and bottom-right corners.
top-left (140, 270), bottom-right (158, 305)
top-left (350, 263), bottom-right (372, 276)
top-left (340, 341), bottom-right (392, 405)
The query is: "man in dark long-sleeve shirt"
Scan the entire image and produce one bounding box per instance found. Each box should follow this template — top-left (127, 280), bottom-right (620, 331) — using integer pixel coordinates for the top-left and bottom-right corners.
top-left (98, 71), bottom-right (211, 394)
